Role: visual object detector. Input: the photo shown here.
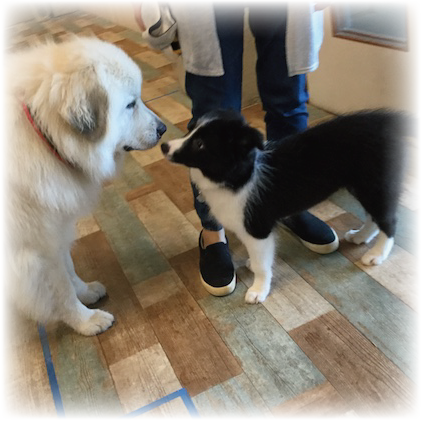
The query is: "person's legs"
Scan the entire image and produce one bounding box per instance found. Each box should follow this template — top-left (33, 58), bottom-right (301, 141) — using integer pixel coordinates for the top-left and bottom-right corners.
top-left (184, 6), bottom-right (245, 294)
top-left (186, 5), bottom-right (244, 243)
top-left (185, 5), bottom-right (244, 129)
top-left (249, 4), bottom-right (308, 140)
top-left (249, 5), bottom-right (338, 253)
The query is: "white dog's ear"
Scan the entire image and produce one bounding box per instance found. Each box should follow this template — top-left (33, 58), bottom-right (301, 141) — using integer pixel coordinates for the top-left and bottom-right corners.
top-left (51, 66), bottom-right (108, 141)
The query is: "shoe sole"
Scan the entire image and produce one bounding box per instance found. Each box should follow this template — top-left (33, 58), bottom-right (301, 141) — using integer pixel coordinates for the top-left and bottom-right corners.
top-left (200, 273), bottom-right (236, 297)
top-left (300, 230), bottom-right (339, 254)
top-left (282, 224), bottom-right (340, 254)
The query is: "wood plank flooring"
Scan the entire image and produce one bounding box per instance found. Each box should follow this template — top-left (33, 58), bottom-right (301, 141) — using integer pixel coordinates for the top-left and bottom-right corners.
top-left (5, 9), bottom-right (417, 417)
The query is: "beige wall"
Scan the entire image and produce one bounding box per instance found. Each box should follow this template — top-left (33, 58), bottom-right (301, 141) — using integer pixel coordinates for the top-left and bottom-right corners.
top-left (1, 0), bottom-right (34, 28)
top-left (82, 4), bottom-right (140, 32)
top-left (1, 0), bottom-right (79, 28)
top-left (307, 6), bottom-right (417, 113)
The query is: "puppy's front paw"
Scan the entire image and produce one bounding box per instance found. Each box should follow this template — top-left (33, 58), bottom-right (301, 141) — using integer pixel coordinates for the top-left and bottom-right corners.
top-left (76, 309), bottom-right (114, 336)
top-left (245, 287), bottom-right (269, 304)
top-left (79, 281), bottom-right (107, 305)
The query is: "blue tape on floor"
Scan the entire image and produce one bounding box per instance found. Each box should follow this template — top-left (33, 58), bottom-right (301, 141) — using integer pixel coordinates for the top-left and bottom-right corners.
top-left (38, 324), bottom-right (198, 418)
top-left (179, 388), bottom-right (200, 417)
top-left (38, 324), bottom-right (65, 416)
top-left (117, 390), bottom-right (180, 420)
top-left (126, 388), bottom-right (199, 417)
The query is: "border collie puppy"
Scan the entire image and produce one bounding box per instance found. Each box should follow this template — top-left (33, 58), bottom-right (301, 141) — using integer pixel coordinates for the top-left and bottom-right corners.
top-left (161, 109), bottom-right (407, 303)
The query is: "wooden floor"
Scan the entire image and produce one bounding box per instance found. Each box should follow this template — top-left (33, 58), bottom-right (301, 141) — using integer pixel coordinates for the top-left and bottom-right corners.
top-left (5, 10), bottom-right (418, 417)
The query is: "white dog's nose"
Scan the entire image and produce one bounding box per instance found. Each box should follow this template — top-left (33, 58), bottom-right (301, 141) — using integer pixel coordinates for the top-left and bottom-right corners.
top-left (157, 121), bottom-right (167, 139)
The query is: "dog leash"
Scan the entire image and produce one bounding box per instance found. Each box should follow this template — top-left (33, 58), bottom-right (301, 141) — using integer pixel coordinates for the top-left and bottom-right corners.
top-left (21, 102), bottom-right (75, 169)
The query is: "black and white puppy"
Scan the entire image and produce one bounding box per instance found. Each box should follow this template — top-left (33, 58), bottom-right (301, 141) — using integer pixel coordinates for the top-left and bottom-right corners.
top-left (161, 109), bottom-right (407, 303)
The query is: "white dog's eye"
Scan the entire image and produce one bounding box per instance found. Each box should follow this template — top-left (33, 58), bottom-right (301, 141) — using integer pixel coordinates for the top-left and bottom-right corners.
top-left (196, 139), bottom-right (204, 149)
top-left (126, 100), bottom-right (136, 109)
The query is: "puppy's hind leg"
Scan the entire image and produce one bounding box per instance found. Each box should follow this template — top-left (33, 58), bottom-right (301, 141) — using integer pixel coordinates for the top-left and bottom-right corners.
top-left (360, 215), bottom-right (396, 266)
top-left (239, 232), bottom-right (275, 304)
top-left (345, 214), bottom-right (379, 245)
top-left (64, 251), bottom-right (107, 305)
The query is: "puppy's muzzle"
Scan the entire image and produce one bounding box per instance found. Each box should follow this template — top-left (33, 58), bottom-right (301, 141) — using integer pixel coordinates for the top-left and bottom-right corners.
top-left (161, 142), bottom-right (170, 155)
top-left (160, 137), bottom-right (184, 160)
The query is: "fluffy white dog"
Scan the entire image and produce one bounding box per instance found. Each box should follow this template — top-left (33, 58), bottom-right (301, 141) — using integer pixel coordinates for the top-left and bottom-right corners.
top-left (6, 37), bottom-right (166, 335)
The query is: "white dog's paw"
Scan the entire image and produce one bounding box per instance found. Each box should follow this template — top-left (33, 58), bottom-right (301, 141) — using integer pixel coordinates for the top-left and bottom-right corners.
top-left (76, 309), bottom-right (114, 336)
top-left (245, 287), bottom-right (269, 304)
top-left (361, 251), bottom-right (385, 266)
top-left (79, 281), bottom-right (107, 305)
top-left (345, 229), bottom-right (366, 245)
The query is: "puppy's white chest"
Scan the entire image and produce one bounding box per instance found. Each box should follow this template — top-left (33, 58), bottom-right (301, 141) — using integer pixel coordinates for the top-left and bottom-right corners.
top-left (191, 169), bottom-right (248, 232)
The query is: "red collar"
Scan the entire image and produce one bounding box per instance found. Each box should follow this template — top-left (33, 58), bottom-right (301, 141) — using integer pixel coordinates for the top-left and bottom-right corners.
top-left (21, 102), bottom-right (75, 168)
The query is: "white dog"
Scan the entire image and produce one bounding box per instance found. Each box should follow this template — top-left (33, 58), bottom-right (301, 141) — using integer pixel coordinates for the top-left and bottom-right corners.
top-left (6, 37), bottom-right (166, 335)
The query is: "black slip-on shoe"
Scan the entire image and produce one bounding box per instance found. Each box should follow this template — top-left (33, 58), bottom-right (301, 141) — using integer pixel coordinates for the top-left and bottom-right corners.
top-left (199, 231), bottom-right (236, 296)
top-left (282, 211), bottom-right (339, 254)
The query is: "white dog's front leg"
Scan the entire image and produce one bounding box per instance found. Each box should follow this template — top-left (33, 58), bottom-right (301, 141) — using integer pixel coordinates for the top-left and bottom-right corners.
top-left (64, 250), bottom-right (107, 305)
top-left (239, 232), bottom-right (275, 304)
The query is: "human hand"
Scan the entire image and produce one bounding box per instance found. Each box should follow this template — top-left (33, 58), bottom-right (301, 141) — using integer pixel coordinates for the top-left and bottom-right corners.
top-left (314, 0), bottom-right (335, 11)
top-left (133, 4), bottom-right (146, 31)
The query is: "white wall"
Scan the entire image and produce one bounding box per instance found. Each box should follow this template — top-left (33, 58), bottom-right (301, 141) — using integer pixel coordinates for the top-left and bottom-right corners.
top-left (308, 6), bottom-right (417, 113)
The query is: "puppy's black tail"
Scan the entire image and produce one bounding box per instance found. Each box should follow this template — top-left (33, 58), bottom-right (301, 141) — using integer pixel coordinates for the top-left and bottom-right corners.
top-left (378, 110), bottom-right (421, 140)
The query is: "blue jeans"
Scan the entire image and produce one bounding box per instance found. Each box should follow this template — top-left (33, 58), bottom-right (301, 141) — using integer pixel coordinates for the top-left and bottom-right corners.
top-left (186, 5), bottom-right (309, 231)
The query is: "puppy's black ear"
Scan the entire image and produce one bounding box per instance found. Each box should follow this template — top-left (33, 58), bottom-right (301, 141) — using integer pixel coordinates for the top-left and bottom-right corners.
top-left (239, 125), bottom-right (264, 153)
